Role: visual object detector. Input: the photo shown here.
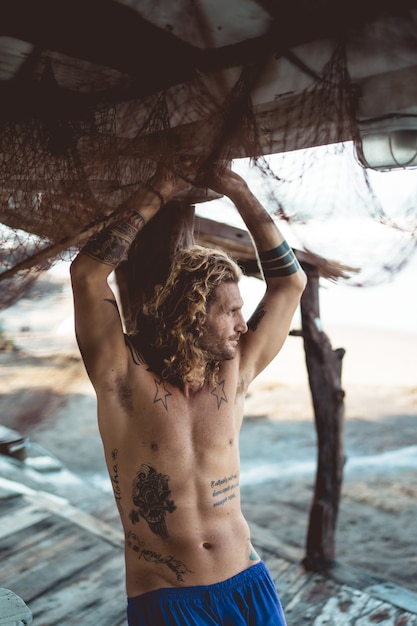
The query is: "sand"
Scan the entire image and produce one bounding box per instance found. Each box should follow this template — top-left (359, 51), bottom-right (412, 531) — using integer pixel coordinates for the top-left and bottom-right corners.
top-left (0, 268), bottom-right (416, 594)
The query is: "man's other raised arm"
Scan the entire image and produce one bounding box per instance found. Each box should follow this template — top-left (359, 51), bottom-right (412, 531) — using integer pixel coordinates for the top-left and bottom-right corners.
top-left (210, 168), bottom-right (307, 386)
top-left (70, 171), bottom-right (186, 389)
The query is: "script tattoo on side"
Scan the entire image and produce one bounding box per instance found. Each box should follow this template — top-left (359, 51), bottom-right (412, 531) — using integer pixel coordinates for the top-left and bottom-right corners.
top-left (129, 464), bottom-right (176, 539)
top-left (110, 448), bottom-right (123, 514)
top-left (126, 530), bottom-right (193, 582)
top-left (210, 473), bottom-right (239, 507)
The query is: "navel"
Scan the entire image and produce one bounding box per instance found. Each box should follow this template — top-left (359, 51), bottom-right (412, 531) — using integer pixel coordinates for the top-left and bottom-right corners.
top-left (202, 542), bottom-right (212, 550)
top-left (150, 441), bottom-right (159, 452)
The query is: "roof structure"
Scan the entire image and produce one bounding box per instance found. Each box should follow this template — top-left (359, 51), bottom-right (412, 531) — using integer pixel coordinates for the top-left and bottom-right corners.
top-left (1, 0), bottom-right (416, 117)
top-left (0, 1), bottom-right (416, 286)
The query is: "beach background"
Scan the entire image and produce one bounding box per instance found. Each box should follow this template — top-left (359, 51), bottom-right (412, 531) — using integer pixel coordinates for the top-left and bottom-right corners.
top-left (0, 240), bottom-right (416, 595)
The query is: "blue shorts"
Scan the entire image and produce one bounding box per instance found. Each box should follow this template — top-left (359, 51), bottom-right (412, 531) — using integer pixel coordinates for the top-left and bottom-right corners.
top-left (127, 561), bottom-right (287, 625)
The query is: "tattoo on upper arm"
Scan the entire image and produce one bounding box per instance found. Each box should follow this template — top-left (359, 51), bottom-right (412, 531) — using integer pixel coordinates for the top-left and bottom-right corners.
top-left (129, 464), bottom-right (176, 539)
top-left (211, 379), bottom-right (228, 409)
top-left (104, 298), bottom-right (119, 311)
top-left (110, 448), bottom-right (123, 514)
top-left (247, 304), bottom-right (266, 332)
top-left (126, 530), bottom-right (194, 582)
top-left (154, 378), bottom-right (172, 410)
top-left (210, 473), bottom-right (239, 507)
top-left (125, 336), bottom-right (145, 366)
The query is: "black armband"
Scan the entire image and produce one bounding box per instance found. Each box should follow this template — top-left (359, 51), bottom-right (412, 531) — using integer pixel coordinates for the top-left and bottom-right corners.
top-left (259, 241), bottom-right (300, 277)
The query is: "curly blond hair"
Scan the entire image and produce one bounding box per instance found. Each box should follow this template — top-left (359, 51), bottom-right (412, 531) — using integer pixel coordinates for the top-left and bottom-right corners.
top-left (132, 245), bottom-right (242, 388)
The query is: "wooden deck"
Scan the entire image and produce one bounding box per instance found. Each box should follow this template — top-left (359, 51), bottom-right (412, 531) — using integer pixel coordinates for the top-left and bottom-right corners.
top-left (1, 475), bottom-right (417, 626)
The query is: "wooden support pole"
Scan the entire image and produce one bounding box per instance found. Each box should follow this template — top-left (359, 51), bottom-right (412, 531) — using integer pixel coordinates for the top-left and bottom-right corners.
top-left (115, 200), bottom-right (195, 333)
top-left (299, 262), bottom-right (346, 570)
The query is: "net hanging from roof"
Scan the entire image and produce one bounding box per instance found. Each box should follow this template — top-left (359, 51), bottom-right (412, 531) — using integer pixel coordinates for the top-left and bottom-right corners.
top-left (0, 35), bottom-right (416, 308)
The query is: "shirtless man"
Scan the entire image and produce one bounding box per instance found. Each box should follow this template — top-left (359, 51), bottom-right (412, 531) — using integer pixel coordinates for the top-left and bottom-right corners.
top-left (70, 164), bottom-right (307, 625)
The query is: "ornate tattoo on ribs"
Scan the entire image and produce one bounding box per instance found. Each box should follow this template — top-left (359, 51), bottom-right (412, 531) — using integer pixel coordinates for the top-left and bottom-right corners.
top-left (129, 464), bottom-right (176, 539)
top-left (126, 530), bottom-right (193, 582)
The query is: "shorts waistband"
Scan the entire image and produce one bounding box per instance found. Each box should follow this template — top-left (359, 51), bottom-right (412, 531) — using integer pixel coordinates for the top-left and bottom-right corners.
top-left (128, 561), bottom-right (267, 604)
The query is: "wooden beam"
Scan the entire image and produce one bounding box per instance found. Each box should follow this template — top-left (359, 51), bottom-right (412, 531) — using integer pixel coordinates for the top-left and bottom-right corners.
top-left (195, 215), bottom-right (357, 281)
top-left (0, 0), bottom-right (198, 89)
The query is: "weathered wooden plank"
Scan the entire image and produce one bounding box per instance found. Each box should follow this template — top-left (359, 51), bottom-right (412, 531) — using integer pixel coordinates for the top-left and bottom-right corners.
top-left (260, 551), bottom-right (417, 625)
top-left (324, 560), bottom-right (392, 594)
top-left (265, 556), bottom-right (294, 590)
top-left (2, 520), bottom-right (116, 603)
top-left (313, 585), bottom-right (417, 626)
top-left (273, 561), bottom-right (313, 608)
top-left (0, 489), bottom-right (126, 625)
top-left (0, 517), bottom-right (65, 580)
top-left (23, 490), bottom-right (124, 548)
top-left (0, 478), bottom-right (124, 549)
top-left (195, 215), bottom-right (356, 281)
top-left (0, 502), bottom-right (51, 541)
top-left (194, 215), bottom-right (256, 260)
top-left (29, 552), bottom-right (125, 626)
top-left (365, 583), bottom-right (417, 616)
top-left (283, 575), bottom-right (339, 625)
top-left (0, 492), bottom-right (26, 514)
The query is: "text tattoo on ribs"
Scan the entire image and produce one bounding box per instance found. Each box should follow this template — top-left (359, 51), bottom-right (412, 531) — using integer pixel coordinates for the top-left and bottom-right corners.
top-left (111, 448), bottom-right (123, 514)
top-left (126, 530), bottom-right (193, 582)
top-left (211, 473), bottom-right (239, 507)
top-left (129, 464), bottom-right (176, 539)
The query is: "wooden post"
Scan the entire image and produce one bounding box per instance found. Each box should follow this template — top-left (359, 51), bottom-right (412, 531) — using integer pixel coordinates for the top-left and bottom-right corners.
top-left (299, 262), bottom-right (346, 570)
top-left (115, 200), bottom-right (195, 332)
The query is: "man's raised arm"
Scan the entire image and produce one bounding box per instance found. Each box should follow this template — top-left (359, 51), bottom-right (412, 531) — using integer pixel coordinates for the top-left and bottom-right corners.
top-left (209, 168), bottom-right (307, 384)
top-left (70, 169), bottom-right (189, 388)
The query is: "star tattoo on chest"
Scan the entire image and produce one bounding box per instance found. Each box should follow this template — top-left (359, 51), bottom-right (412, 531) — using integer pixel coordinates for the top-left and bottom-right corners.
top-left (154, 378), bottom-right (172, 410)
top-left (211, 379), bottom-right (228, 409)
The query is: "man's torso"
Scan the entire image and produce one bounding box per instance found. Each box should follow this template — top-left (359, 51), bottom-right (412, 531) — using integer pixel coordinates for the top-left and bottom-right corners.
top-left (96, 350), bottom-right (258, 597)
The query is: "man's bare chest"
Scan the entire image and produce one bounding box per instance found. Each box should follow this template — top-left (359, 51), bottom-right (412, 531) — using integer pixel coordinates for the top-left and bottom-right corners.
top-left (116, 367), bottom-right (245, 449)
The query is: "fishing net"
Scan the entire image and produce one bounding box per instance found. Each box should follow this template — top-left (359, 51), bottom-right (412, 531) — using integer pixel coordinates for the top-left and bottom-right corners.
top-left (1, 12), bottom-right (416, 308)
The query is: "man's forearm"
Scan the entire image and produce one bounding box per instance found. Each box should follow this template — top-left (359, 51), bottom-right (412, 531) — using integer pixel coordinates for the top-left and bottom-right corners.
top-left (228, 184), bottom-right (301, 279)
top-left (79, 175), bottom-right (177, 269)
top-left (82, 210), bottom-right (147, 268)
top-left (230, 186), bottom-right (281, 248)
